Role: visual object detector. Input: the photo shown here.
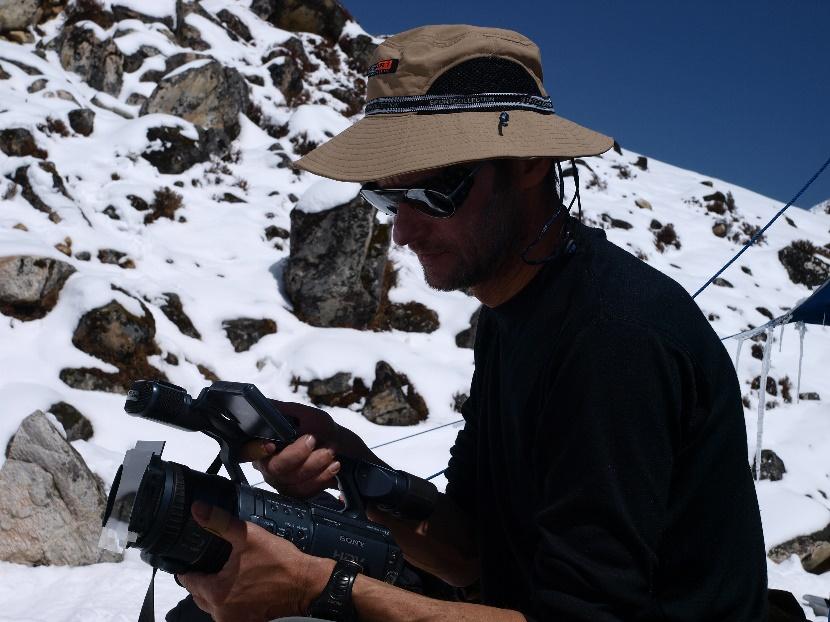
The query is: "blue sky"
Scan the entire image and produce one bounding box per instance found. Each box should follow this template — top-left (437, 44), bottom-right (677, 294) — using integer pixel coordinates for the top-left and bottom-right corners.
top-left (341, 1), bottom-right (830, 211)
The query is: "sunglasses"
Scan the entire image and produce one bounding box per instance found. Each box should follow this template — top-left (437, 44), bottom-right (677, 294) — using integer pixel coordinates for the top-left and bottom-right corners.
top-left (359, 164), bottom-right (482, 219)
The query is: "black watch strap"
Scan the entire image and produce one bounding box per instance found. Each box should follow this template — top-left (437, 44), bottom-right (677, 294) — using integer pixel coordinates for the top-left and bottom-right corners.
top-left (308, 559), bottom-right (362, 621)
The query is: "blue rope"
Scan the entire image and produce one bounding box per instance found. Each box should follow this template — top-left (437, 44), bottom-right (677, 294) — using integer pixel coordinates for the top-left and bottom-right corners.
top-left (692, 152), bottom-right (830, 300)
top-left (369, 419), bottom-right (463, 450)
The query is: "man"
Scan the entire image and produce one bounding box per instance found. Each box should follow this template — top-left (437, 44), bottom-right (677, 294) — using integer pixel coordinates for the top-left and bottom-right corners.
top-left (178, 25), bottom-right (768, 621)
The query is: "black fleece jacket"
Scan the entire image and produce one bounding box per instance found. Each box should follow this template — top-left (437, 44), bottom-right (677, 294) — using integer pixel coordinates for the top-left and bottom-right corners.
top-left (444, 220), bottom-right (767, 621)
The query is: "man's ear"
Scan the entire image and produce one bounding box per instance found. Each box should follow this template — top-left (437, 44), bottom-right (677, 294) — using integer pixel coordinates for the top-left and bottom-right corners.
top-left (513, 158), bottom-right (554, 191)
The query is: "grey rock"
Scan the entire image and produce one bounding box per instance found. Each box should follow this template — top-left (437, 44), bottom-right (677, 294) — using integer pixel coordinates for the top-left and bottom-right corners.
top-left (216, 8), bottom-right (252, 42)
top-left (339, 33), bottom-right (375, 73)
top-left (305, 372), bottom-right (367, 408)
top-left (634, 198), bottom-right (652, 210)
top-left (375, 301), bottom-right (439, 333)
top-left (159, 292), bottom-right (201, 339)
top-left (111, 3), bottom-right (175, 29)
top-left (285, 196), bottom-right (391, 329)
top-left (141, 125), bottom-right (215, 174)
top-left (250, 0), bottom-right (351, 41)
top-left (140, 60), bottom-right (250, 142)
top-left (0, 127), bottom-right (47, 158)
top-left (67, 108), bottom-right (95, 136)
top-left (361, 361), bottom-right (428, 426)
top-left (222, 318), bottom-right (277, 352)
top-left (0, 255), bottom-right (75, 321)
top-left (778, 240), bottom-right (830, 289)
top-left (769, 522), bottom-right (830, 575)
top-left (9, 161), bottom-right (72, 221)
top-left (58, 23), bottom-right (124, 96)
top-left (799, 392), bottom-right (820, 401)
top-left (47, 402), bottom-right (93, 442)
top-left (0, 0), bottom-right (41, 31)
top-left (267, 55), bottom-right (305, 105)
top-left (455, 307), bottom-right (482, 349)
top-left (0, 411), bottom-right (121, 566)
top-left (755, 449), bottom-right (786, 481)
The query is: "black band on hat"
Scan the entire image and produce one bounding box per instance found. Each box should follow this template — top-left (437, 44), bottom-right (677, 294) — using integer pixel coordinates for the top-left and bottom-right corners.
top-left (364, 93), bottom-right (554, 116)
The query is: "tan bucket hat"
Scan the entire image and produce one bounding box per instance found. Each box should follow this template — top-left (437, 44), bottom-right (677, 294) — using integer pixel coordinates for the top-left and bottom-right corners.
top-left (294, 24), bottom-right (614, 182)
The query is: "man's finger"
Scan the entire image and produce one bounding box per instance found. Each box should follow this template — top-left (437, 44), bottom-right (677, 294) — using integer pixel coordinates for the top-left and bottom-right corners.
top-left (259, 434), bottom-right (316, 477)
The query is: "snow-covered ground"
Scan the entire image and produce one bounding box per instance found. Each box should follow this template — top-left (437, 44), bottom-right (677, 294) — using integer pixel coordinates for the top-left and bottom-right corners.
top-left (1, 1), bottom-right (829, 619)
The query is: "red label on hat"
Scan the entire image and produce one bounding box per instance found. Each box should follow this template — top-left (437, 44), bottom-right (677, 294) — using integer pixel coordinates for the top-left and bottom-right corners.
top-left (367, 58), bottom-right (399, 77)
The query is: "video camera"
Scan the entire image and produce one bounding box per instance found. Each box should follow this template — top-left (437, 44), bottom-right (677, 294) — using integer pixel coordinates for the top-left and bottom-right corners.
top-left (99, 380), bottom-right (438, 584)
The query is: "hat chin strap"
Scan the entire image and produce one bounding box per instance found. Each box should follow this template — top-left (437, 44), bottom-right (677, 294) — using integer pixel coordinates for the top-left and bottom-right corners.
top-left (364, 93), bottom-right (555, 116)
top-left (521, 160), bottom-right (581, 266)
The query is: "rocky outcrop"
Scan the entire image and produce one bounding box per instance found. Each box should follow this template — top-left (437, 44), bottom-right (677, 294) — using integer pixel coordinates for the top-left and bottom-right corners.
top-left (47, 401), bottom-right (93, 442)
top-left (769, 522), bottom-right (830, 575)
top-left (58, 23), bottom-right (124, 96)
top-left (140, 61), bottom-right (250, 143)
top-left (339, 32), bottom-right (375, 73)
top-left (362, 361), bottom-right (428, 426)
top-left (9, 160), bottom-right (73, 222)
top-left (0, 255), bottom-right (75, 320)
top-left (0, 0), bottom-right (41, 32)
top-left (0, 128), bottom-right (47, 158)
top-left (60, 299), bottom-right (166, 394)
top-left (0, 411), bottom-right (121, 566)
top-left (141, 125), bottom-right (214, 174)
top-left (778, 240), bottom-right (830, 288)
top-left (222, 318), bottom-right (277, 352)
top-left (250, 0), bottom-right (351, 42)
top-left (285, 193), bottom-right (390, 329)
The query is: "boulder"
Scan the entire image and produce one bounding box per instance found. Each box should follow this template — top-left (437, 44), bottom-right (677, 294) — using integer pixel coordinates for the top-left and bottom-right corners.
top-left (339, 33), bottom-right (375, 73)
top-left (374, 301), bottom-right (440, 334)
top-left (159, 292), bottom-right (201, 339)
top-left (58, 23), bottom-right (124, 96)
top-left (140, 61), bottom-right (250, 142)
top-left (61, 299), bottom-right (166, 394)
top-left (141, 126), bottom-right (214, 174)
top-left (285, 194), bottom-right (390, 329)
top-left (303, 372), bottom-right (368, 408)
top-left (67, 108), bottom-right (95, 136)
top-left (47, 401), bottom-right (93, 442)
top-left (455, 307), bottom-right (482, 349)
top-left (250, 0), bottom-right (351, 42)
top-left (222, 318), bottom-right (277, 352)
top-left (215, 8), bottom-right (252, 42)
top-left (10, 161), bottom-right (72, 220)
top-left (0, 411), bottom-right (121, 566)
top-left (361, 361), bottom-right (428, 426)
top-left (267, 55), bottom-right (305, 105)
top-left (769, 523), bottom-right (830, 575)
top-left (634, 198), bottom-right (652, 210)
top-left (0, 128), bottom-right (47, 158)
top-left (778, 240), bottom-right (830, 288)
top-left (632, 156), bottom-right (648, 171)
top-left (0, 0), bottom-right (41, 31)
top-left (0, 255), bottom-right (75, 321)
top-left (754, 449), bottom-right (786, 481)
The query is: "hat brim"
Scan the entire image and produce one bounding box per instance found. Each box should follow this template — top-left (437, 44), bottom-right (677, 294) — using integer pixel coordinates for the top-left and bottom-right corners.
top-left (293, 110), bottom-right (614, 182)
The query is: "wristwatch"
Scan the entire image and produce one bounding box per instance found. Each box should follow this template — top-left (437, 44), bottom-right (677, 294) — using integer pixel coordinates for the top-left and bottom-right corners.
top-left (307, 559), bottom-right (363, 621)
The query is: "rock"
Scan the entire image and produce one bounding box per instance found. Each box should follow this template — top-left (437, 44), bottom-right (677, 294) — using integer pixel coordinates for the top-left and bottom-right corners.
top-left (756, 307), bottom-right (775, 320)
top-left (600, 213), bottom-right (632, 230)
top-left (304, 372), bottom-right (368, 408)
top-left (10, 161), bottom-right (72, 220)
top-left (455, 307), bottom-right (482, 349)
top-left (141, 126), bottom-right (214, 174)
top-left (653, 223), bottom-right (681, 252)
top-left (374, 301), bottom-right (440, 333)
top-left (58, 23), bottom-right (124, 96)
top-left (67, 108), bottom-right (95, 136)
top-left (632, 156), bottom-right (648, 171)
top-left (339, 33), bottom-right (375, 73)
top-left (751, 343), bottom-right (764, 360)
top-left (222, 318), bottom-right (277, 352)
top-left (0, 128), bottom-right (47, 158)
top-left (753, 449), bottom-right (786, 481)
top-left (649, 219), bottom-right (662, 230)
top-left (778, 240), bottom-right (830, 288)
top-left (140, 61), bottom-right (250, 142)
top-left (751, 375), bottom-right (777, 396)
top-left (159, 292), bottom-right (200, 339)
top-left (264, 225), bottom-right (289, 241)
top-left (0, 256), bottom-right (75, 321)
top-left (452, 393), bottom-right (468, 413)
top-left (250, 0), bottom-right (351, 41)
top-left (285, 195), bottom-right (390, 329)
top-left (634, 198), bottom-right (651, 210)
top-left (769, 523), bottom-right (830, 575)
top-left (267, 55), bottom-right (305, 105)
top-left (62, 299), bottom-right (166, 394)
top-left (0, 0), bottom-right (41, 31)
top-left (799, 392), bottom-right (820, 401)
top-left (97, 248), bottom-right (134, 269)
top-left (216, 8), bottom-right (252, 42)
top-left (327, 85), bottom-right (364, 117)
top-left (110, 3), bottom-right (175, 29)
top-left (712, 221), bottom-right (728, 238)
top-left (27, 77), bottom-right (47, 92)
top-left (47, 401), bottom-right (93, 442)
top-left (361, 361), bottom-right (428, 426)
top-left (0, 411), bottom-right (121, 566)
top-left (712, 277), bottom-right (732, 288)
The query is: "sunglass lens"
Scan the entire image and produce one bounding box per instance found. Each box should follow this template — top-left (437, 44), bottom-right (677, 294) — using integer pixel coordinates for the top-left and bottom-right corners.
top-left (359, 189), bottom-right (399, 216)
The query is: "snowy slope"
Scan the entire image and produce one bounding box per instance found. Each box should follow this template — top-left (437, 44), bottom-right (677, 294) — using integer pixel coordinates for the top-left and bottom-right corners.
top-left (1, 2), bottom-right (829, 619)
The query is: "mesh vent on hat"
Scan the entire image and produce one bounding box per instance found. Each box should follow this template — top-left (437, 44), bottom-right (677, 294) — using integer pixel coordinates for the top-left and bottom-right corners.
top-left (426, 57), bottom-right (542, 96)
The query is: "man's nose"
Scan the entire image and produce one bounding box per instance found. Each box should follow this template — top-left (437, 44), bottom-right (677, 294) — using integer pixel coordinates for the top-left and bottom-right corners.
top-left (391, 201), bottom-right (428, 247)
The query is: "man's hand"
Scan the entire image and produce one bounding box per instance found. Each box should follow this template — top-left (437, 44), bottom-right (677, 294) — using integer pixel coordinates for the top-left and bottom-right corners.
top-left (177, 501), bottom-right (333, 622)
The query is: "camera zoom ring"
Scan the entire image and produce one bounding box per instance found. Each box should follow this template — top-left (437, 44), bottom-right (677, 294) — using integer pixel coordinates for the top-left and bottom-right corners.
top-left (156, 462), bottom-right (188, 553)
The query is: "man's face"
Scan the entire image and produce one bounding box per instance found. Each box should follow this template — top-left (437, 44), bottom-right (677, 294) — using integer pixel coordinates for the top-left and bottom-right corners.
top-left (382, 162), bottom-right (526, 292)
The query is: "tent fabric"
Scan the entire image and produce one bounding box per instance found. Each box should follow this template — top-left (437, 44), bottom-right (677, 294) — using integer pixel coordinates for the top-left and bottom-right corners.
top-left (790, 278), bottom-right (830, 325)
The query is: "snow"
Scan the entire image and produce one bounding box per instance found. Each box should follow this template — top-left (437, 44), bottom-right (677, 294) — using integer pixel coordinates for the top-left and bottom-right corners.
top-left (0, 3), bottom-right (829, 620)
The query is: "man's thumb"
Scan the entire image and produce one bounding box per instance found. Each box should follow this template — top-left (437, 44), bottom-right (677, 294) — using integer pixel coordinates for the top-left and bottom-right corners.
top-left (191, 501), bottom-right (236, 539)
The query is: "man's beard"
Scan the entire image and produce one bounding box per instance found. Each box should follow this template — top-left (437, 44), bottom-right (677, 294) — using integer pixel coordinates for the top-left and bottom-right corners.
top-left (421, 189), bottom-right (524, 292)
